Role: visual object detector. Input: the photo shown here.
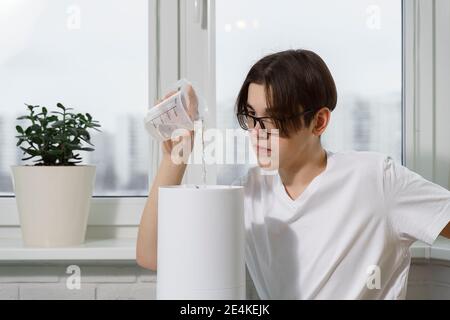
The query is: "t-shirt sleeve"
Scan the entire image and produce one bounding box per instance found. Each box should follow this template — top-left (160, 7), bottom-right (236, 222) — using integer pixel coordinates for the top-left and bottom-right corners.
top-left (383, 156), bottom-right (450, 245)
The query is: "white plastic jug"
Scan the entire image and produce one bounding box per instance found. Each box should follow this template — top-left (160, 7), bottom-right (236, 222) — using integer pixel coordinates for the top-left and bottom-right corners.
top-left (144, 79), bottom-right (203, 142)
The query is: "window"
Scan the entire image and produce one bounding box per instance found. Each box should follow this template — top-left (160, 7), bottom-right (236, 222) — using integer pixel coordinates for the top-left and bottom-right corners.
top-left (214, 0), bottom-right (402, 184)
top-left (0, 0), bottom-right (404, 194)
top-left (0, 0), bottom-right (151, 196)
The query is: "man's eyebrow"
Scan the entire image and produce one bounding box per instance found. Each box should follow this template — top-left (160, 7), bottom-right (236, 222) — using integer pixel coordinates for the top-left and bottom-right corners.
top-left (245, 103), bottom-right (255, 111)
top-left (245, 103), bottom-right (269, 116)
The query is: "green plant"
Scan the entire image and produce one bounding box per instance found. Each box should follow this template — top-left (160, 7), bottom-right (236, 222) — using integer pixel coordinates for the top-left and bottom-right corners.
top-left (15, 103), bottom-right (101, 166)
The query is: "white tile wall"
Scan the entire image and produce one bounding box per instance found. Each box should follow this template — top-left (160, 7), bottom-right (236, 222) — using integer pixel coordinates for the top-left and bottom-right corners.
top-left (406, 260), bottom-right (450, 299)
top-left (96, 283), bottom-right (156, 300)
top-left (1, 260), bottom-right (448, 300)
top-left (0, 284), bottom-right (19, 300)
top-left (0, 263), bottom-right (259, 300)
top-left (20, 284), bottom-right (97, 300)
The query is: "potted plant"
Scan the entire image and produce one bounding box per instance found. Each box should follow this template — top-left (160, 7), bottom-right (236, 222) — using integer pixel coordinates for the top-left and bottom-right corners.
top-left (11, 103), bottom-right (101, 247)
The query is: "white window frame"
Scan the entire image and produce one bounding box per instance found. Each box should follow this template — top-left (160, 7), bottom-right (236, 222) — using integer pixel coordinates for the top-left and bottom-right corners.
top-left (179, 0), bottom-right (218, 185)
top-left (403, 0), bottom-right (450, 189)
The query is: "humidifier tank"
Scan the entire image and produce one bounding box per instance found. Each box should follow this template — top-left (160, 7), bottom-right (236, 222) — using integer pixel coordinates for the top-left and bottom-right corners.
top-left (156, 185), bottom-right (245, 300)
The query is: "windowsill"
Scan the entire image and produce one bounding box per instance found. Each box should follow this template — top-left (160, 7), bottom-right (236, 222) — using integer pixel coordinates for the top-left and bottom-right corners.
top-left (0, 238), bottom-right (137, 261)
top-left (0, 236), bottom-right (449, 263)
top-left (410, 236), bottom-right (450, 261)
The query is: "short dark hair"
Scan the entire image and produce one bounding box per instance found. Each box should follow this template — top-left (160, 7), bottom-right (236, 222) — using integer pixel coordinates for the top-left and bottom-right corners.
top-left (236, 49), bottom-right (337, 137)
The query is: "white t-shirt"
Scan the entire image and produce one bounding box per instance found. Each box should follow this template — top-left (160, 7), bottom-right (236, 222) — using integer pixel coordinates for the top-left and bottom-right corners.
top-left (233, 149), bottom-right (450, 300)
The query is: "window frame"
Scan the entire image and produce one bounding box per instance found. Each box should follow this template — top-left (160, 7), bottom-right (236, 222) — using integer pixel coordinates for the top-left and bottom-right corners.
top-left (403, 0), bottom-right (450, 190)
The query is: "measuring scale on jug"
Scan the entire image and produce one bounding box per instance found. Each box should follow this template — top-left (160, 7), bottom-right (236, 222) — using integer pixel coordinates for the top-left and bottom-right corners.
top-left (144, 90), bottom-right (194, 141)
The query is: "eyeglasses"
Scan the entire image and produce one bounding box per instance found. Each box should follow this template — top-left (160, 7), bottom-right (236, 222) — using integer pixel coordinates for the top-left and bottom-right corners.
top-left (237, 109), bottom-right (314, 131)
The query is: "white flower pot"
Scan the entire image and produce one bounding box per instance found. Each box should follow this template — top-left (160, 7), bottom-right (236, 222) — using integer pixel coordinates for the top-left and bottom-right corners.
top-left (157, 185), bottom-right (245, 300)
top-left (10, 165), bottom-right (96, 247)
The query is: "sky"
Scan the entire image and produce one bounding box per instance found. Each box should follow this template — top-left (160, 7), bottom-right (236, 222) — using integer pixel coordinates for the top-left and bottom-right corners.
top-left (0, 0), bottom-right (148, 132)
top-left (216, 0), bottom-right (402, 108)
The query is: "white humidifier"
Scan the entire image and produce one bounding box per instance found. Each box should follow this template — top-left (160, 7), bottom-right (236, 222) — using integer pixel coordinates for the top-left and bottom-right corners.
top-left (156, 185), bottom-right (245, 300)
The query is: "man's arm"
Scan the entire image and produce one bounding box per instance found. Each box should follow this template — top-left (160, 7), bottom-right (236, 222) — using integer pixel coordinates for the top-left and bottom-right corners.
top-left (440, 222), bottom-right (450, 239)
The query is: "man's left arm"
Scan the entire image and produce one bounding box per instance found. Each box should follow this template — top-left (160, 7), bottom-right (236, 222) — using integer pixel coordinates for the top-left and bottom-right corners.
top-left (441, 222), bottom-right (450, 239)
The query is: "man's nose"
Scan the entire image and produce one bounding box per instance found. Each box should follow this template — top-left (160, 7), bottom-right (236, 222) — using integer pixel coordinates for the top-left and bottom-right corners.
top-left (253, 120), bottom-right (263, 130)
top-left (253, 128), bottom-right (269, 140)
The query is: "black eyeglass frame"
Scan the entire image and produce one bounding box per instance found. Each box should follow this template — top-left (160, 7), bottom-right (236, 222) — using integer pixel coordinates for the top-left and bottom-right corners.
top-left (237, 109), bottom-right (315, 130)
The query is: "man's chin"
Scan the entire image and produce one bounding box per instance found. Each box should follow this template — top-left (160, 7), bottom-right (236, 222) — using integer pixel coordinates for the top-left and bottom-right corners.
top-left (257, 157), bottom-right (279, 172)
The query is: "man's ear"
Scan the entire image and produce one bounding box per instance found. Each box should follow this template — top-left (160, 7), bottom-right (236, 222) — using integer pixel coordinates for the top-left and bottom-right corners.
top-left (312, 107), bottom-right (331, 136)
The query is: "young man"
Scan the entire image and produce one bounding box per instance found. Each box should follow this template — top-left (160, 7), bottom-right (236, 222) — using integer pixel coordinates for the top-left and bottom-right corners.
top-left (137, 49), bottom-right (450, 300)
